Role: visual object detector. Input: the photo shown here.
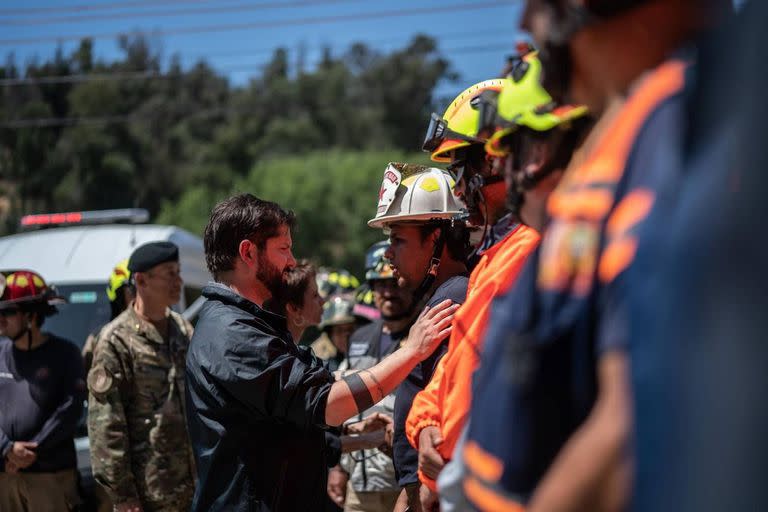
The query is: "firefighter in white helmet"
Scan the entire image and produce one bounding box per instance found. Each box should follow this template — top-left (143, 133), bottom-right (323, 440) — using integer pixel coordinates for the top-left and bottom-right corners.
top-left (368, 162), bottom-right (471, 511)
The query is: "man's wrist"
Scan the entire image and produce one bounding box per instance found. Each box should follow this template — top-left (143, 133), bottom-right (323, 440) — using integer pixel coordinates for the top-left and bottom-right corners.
top-left (329, 465), bottom-right (348, 475)
top-left (415, 422), bottom-right (440, 448)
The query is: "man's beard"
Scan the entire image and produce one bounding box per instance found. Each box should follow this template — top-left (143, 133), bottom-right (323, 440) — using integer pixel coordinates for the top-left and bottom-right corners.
top-left (256, 254), bottom-right (286, 298)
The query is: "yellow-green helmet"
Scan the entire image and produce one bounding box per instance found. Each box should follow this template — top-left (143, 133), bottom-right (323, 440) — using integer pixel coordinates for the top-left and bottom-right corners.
top-left (319, 296), bottom-right (357, 330)
top-left (106, 259), bottom-right (131, 303)
top-left (482, 52), bottom-right (589, 157)
top-left (316, 268), bottom-right (360, 300)
top-left (423, 79), bottom-right (506, 163)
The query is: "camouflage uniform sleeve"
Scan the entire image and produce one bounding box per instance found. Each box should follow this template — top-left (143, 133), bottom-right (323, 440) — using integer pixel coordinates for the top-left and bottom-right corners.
top-left (82, 332), bottom-right (97, 375)
top-left (87, 330), bottom-right (139, 506)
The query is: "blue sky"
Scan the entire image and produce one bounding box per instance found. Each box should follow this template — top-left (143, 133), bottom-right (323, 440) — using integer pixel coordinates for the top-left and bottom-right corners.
top-left (0, 0), bottom-right (526, 99)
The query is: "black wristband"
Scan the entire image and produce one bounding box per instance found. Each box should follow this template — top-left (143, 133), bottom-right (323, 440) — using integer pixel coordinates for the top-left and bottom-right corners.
top-left (343, 372), bottom-right (374, 413)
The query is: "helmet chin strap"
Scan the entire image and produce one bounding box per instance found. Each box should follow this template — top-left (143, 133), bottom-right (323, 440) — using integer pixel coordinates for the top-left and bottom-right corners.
top-left (412, 223), bottom-right (449, 306)
top-left (467, 174), bottom-right (506, 249)
top-left (11, 317), bottom-right (33, 350)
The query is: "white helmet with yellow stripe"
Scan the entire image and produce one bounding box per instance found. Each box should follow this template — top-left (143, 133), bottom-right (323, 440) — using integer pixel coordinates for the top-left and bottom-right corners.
top-left (367, 163), bottom-right (465, 229)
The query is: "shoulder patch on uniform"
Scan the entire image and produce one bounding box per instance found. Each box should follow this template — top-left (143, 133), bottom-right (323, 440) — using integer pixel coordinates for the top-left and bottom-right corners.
top-left (88, 366), bottom-right (114, 395)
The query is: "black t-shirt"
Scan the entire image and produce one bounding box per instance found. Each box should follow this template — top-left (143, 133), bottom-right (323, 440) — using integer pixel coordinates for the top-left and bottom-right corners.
top-left (0, 334), bottom-right (86, 473)
top-left (392, 275), bottom-right (469, 487)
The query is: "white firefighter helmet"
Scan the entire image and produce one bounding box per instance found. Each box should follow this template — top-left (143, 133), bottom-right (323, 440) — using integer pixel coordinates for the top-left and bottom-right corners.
top-left (368, 163), bottom-right (465, 229)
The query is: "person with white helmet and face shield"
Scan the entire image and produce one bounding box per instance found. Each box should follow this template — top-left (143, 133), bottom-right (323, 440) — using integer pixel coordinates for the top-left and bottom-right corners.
top-left (368, 163), bottom-right (471, 511)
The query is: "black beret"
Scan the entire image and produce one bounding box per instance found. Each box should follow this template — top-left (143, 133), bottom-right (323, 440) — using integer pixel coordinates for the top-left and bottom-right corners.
top-left (128, 241), bottom-right (179, 273)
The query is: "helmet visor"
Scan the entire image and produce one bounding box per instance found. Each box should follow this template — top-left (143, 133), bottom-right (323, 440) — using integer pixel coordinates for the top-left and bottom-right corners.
top-left (422, 112), bottom-right (484, 153)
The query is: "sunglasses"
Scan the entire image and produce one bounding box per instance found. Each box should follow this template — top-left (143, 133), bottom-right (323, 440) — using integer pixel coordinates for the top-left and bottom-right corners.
top-left (447, 145), bottom-right (489, 184)
top-left (422, 112), bottom-right (484, 153)
top-left (0, 308), bottom-right (21, 318)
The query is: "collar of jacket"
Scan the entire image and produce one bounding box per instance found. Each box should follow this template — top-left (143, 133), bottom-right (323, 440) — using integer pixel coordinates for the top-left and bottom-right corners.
top-left (125, 304), bottom-right (177, 345)
top-left (202, 282), bottom-right (290, 333)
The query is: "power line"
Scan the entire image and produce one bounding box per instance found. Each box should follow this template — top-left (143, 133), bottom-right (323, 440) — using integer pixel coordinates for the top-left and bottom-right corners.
top-left (0, 42), bottom-right (512, 128)
top-left (182, 27), bottom-right (513, 61)
top-left (0, 0), bottom-right (357, 27)
top-left (1, 106), bottom-right (231, 128)
top-left (0, 0), bottom-right (236, 17)
top-left (0, 29), bottom-right (517, 87)
top-left (0, 70), bottom-right (160, 86)
top-left (0, 1), bottom-right (512, 46)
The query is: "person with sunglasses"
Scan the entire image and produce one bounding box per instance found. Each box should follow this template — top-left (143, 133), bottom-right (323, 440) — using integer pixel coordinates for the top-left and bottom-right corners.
top-left (423, 78), bottom-right (520, 259)
top-left (407, 51), bottom-right (589, 512)
top-left (0, 271), bottom-right (85, 511)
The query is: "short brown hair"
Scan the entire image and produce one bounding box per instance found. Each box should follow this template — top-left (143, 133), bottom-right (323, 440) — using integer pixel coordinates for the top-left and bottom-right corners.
top-left (266, 260), bottom-right (316, 316)
top-left (204, 193), bottom-right (295, 279)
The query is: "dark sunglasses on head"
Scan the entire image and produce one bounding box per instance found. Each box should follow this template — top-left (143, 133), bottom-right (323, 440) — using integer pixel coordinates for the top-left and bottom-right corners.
top-left (422, 112), bottom-right (484, 153)
top-left (0, 308), bottom-right (21, 318)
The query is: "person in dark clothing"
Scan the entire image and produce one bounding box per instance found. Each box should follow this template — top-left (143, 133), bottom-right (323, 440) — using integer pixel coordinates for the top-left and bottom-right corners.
top-left (630, 3), bottom-right (766, 511)
top-left (0, 271), bottom-right (86, 511)
top-left (331, 240), bottom-right (419, 512)
top-left (368, 164), bottom-right (471, 511)
top-left (185, 193), bottom-right (459, 512)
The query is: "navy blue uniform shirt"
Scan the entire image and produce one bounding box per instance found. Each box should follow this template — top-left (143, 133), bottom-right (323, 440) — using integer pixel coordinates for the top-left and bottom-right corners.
top-left (0, 334), bottom-right (85, 473)
top-left (463, 59), bottom-right (690, 507)
top-left (392, 275), bottom-right (468, 487)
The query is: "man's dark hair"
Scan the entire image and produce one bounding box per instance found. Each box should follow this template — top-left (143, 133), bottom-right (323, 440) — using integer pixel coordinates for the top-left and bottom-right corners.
top-left (266, 260), bottom-right (316, 317)
top-left (418, 222), bottom-right (472, 262)
top-left (204, 194), bottom-right (296, 279)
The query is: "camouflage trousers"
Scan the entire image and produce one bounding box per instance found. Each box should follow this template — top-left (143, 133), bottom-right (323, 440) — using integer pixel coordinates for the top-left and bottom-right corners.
top-left (0, 468), bottom-right (81, 512)
top-left (138, 489), bottom-right (194, 512)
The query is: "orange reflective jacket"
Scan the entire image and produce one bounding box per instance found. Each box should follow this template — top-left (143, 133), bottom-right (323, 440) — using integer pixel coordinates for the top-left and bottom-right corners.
top-left (406, 223), bottom-right (540, 491)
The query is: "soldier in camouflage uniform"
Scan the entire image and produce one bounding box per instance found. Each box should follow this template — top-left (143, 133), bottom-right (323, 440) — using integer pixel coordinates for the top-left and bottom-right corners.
top-left (87, 242), bottom-right (195, 512)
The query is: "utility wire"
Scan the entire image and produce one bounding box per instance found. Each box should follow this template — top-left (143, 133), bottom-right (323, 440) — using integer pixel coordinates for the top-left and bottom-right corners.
top-left (0, 1), bottom-right (512, 46)
top-left (0, 29), bottom-right (516, 87)
top-left (0, 42), bottom-right (511, 128)
top-left (181, 27), bottom-right (512, 61)
top-left (0, 0), bottom-right (244, 16)
top-left (0, 0), bottom-right (358, 27)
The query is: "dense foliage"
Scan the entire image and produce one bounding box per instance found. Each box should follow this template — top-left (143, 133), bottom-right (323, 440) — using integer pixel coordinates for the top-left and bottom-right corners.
top-left (0, 34), bottom-right (457, 273)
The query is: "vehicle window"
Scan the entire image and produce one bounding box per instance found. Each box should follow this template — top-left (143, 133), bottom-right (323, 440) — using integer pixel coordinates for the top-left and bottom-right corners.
top-left (183, 286), bottom-right (203, 325)
top-left (45, 284), bottom-right (111, 350)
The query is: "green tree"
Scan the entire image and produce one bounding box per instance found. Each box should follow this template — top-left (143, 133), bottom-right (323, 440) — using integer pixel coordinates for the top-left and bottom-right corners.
top-left (158, 149), bottom-right (434, 274)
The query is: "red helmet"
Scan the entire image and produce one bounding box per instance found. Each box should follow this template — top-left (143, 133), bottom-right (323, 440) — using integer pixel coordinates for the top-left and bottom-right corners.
top-left (0, 271), bottom-right (65, 311)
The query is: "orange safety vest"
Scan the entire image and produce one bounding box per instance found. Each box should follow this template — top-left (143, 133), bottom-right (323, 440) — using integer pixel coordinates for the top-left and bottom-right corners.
top-left (461, 59), bottom-right (687, 511)
top-left (405, 223), bottom-right (540, 492)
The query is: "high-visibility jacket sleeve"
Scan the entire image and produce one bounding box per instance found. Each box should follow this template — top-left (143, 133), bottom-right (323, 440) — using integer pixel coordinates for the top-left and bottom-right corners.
top-left (406, 225), bottom-right (541, 493)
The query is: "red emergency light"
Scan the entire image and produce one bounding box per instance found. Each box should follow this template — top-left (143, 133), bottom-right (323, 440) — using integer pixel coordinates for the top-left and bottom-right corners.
top-left (21, 212), bottom-right (83, 226)
top-left (20, 209), bottom-right (149, 229)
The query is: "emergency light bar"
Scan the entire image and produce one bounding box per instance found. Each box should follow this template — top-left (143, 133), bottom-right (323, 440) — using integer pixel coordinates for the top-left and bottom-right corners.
top-left (20, 208), bottom-right (150, 229)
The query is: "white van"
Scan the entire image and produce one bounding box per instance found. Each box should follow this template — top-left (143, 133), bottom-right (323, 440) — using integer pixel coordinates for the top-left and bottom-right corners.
top-left (0, 208), bottom-right (210, 500)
